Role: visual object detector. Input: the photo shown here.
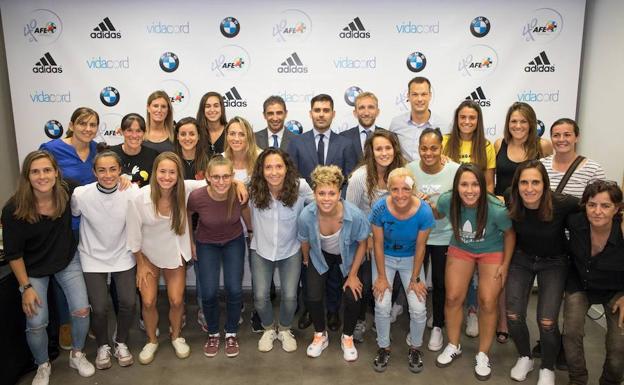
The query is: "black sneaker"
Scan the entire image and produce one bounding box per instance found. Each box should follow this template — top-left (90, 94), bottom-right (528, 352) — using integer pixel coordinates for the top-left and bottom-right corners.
top-left (408, 348), bottom-right (424, 373)
top-left (251, 311), bottom-right (263, 334)
top-left (373, 348), bottom-right (391, 372)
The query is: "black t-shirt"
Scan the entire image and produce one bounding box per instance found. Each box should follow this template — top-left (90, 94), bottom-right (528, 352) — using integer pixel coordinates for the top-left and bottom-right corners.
top-left (207, 131), bottom-right (225, 158)
top-left (510, 193), bottom-right (579, 257)
top-left (1, 198), bottom-right (76, 277)
top-left (110, 144), bottom-right (158, 187)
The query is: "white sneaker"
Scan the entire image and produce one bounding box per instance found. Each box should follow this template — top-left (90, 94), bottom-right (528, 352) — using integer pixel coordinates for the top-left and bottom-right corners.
top-left (474, 352), bottom-right (491, 381)
top-left (258, 329), bottom-right (277, 352)
top-left (341, 334), bottom-right (358, 362)
top-left (95, 345), bottom-right (112, 370)
top-left (390, 303), bottom-right (404, 323)
top-left (32, 362), bottom-right (51, 385)
top-left (510, 356), bottom-right (534, 381)
top-left (138, 342), bottom-right (159, 365)
top-left (428, 327), bottom-right (444, 352)
top-left (68, 351), bottom-right (95, 377)
top-left (172, 337), bottom-right (190, 359)
top-left (436, 343), bottom-right (462, 368)
top-left (278, 329), bottom-right (297, 352)
top-left (114, 342), bottom-right (134, 367)
top-left (466, 312), bottom-right (479, 337)
top-left (306, 332), bottom-right (328, 358)
top-left (537, 368), bottom-right (555, 385)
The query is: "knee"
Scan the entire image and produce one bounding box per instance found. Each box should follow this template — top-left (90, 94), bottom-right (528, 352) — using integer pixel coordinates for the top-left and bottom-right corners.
top-left (478, 297), bottom-right (497, 314)
top-left (90, 301), bottom-right (107, 316)
top-left (26, 320), bottom-right (48, 333)
top-left (407, 292), bottom-right (427, 316)
top-left (71, 307), bottom-right (90, 318)
top-left (445, 293), bottom-right (464, 309)
top-left (142, 297), bottom-right (157, 310)
top-left (169, 296), bottom-right (184, 309)
top-left (539, 318), bottom-right (556, 333)
top-left (506, 311), bottom-right (523, 324)
top-left (375, 291), bottom-right (392, 315)
top-left (343, 289), bottom-right (358, 305)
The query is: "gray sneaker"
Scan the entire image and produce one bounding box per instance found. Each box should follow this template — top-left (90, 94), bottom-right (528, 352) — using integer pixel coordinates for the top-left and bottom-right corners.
top-left (353, 320), bottom-right (366, 343)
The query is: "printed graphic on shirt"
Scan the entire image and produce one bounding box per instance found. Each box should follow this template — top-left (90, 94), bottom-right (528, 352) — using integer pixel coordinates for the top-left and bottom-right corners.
top-left (459, 220), bottom-right (485, 243)
top-left (419, 183), bottom-right (443, 199)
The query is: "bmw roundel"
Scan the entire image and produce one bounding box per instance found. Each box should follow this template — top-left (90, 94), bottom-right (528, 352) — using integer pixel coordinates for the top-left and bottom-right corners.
top-left (406, 52), bottom-right (427, 73)
top-left (220, 17), bottom-right (240, 38)
top-left (537, 119), bottom-right (546, 137)
top-left (285, 120), bottom-right (303, 135)
top-left (470, 16), bottom-right (491, 38)
top-left (44, 119), bottom-right (63, 139)
top-left (159, 52), bottom-right (179, 73)
top-left (344, 86), bottom-right (363, 107)
top-left (100, 86), bottom-right (120, 107)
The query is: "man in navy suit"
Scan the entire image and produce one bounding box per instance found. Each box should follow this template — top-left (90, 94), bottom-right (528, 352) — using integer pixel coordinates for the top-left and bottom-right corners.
top-left (255, 95), bottom-right (296, 151)
top-left (340, 91), bottom-right (384, 162)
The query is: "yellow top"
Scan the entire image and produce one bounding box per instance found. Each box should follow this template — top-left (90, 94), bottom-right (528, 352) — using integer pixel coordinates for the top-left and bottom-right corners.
top-left (442, 135), bottom-right (496, 169)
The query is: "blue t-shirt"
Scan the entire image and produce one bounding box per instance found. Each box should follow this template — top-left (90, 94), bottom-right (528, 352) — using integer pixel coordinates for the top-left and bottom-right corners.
top-left (369, 197), bottom-right (435, 257)
top-left (40, 139), bottom-right (97, 186)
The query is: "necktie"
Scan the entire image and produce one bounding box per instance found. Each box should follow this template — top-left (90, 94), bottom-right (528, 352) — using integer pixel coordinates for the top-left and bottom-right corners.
top-left (362, 129), bottom-right (371, 150)
top-left (317, 134), bottom-right (325, 165)
top-left (272, 134), bottom-right (279, 148)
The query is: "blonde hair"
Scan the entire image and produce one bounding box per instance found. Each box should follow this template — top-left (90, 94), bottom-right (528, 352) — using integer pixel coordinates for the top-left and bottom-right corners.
top-left (146, 90), bottom-right (175, 142)
top-left (149, 152), bottom-right (186, 235)
top-left (311, 165), bottom-right (344, 191)
top-left (223, 116), bottom-right (259, 175)
top-left (354, 91), bottom-right (378, 108)
top-left (205, 155), bottom-right (237, 220)
top-left (387, 167), bottom-right (417, 192)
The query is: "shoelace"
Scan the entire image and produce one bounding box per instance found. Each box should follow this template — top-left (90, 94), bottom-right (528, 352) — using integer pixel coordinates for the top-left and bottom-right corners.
top-left (476, 354), bottom-right (490, 367)
top-left (342, 336), bottom-right (354, 348)
top-left (312, 333), bottom-right (325, 345)
top-left (116, 343), bottom-right (130, 356)
top-left (226, 337), bottom-right (238, 347)
top-left (98, 346), bottom-right (111, 359)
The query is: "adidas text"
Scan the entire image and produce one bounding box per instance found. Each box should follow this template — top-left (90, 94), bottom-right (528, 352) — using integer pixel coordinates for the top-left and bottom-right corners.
top-left (339, 30), bottom-right (370, 39)
top-left (524, 65), bottom-right (556, 72)
top-left (90, 30), bottom-right (121, 39)
top-left (277, 66), bottom-right (308, 74)
top-left (33, 66), bottom-right (62, 73)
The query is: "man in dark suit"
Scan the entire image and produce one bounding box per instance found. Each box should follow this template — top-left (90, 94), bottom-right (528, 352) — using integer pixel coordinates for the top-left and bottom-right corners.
top-left (255, 95), bottom-right (296, 151)
top-left (287, 94), bottom-right (357, 333)
top-left (340, 91), bottom-right (384, 162)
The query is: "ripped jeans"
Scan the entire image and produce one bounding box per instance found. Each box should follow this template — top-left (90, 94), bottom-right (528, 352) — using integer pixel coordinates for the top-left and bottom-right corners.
top-left (26, 255), bottom-right (90, 365)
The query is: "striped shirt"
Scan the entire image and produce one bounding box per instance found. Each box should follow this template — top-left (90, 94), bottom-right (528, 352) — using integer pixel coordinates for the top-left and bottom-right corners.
top-left (540, 155), bottom-right (606, 198)
top-left (346, 166), bottom-right (388, 216)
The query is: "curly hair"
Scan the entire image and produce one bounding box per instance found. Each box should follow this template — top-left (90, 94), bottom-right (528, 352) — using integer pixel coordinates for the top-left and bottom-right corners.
top-left (360, 130), bottom-right (406, 207)
top-left (249, 148), bottom-right (300, 210)
top-left (311, 165), bottom-right (344, 191)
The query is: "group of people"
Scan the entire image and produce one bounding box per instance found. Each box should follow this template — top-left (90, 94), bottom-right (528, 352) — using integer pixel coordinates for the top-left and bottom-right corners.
top-left (2, 76), bottom-right (622, 385)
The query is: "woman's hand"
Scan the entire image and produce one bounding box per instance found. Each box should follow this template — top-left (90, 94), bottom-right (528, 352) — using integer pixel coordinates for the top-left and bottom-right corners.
top-left (191, 243), bottom-right (197, 261)
top-left (373, 277), bottom-right (390, 302)
top-left (343, 275), bottom-right (363, 301)
top-left (22, 288), bottom-right (42, 318)
top-left (612, 295), bottom-right (624, 329)
top-left (235, 180), bottom-right (249, 204)
top-left (409, 280), bottom-right (428, 302)
top-left (494, 264), bottom-right (509, 288)
top-left (136, 260), bottom-right (155, 290)
top-left (118, 177), bottom-right (132, 191)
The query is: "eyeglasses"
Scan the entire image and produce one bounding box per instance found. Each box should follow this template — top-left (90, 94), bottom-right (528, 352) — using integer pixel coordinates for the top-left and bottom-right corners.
top-left (209, 174), bottom-right (232, 181)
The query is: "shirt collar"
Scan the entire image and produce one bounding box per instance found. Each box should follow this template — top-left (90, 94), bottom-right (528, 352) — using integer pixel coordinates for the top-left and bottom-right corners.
top-left (358, 124), bottom-right (373, 133)
top-left (267, 127), bottom-right (284, 141)
top-left (312, 127), bottom-right (331, 138)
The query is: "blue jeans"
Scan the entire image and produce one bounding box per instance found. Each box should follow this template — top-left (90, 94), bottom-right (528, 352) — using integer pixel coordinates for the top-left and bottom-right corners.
top-left (251, 250), bottom-right (301, 329)
top-left (26, 255), bottom-right (90, 365)
top-left (196, 235), bottom-right (245, 334)
top-left (373, 255), bottom-right (426, 349)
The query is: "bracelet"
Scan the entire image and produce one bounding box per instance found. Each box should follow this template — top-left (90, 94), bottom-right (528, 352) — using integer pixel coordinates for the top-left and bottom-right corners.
top-left (410, 276), bottom-right (421, 284)
top-left (19, 283), bottom-right (33, 294)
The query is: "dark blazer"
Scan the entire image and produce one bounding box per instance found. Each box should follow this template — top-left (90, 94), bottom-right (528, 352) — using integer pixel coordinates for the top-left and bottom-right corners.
top-left (339, 125), bottom-right (385, 161)
top-left (255, 127), bottom-right (295, 151)
top-left (287, 129), bottom-right (357, 184)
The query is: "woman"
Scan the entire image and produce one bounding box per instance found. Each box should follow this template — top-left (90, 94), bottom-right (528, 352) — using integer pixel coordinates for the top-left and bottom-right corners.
top-left (505, 160), bottom-right (579, 385)
top-left (369, 167), bottom-right (435, 373)
top-left (2, 151), bottom-right (95, 385)
top-left (407, 127), bottom-right (460, 352)
top-left (298, 165), bottom-right (369, 362)
top-left (71, 151), bottom-right (140, 369)
top-left (197, 91), bottom-right (227, 157)
top-left (541, 118), bottom-right (605, 199)
top-left (126, 152), bottom-right (204, 364)
top-left (109, 113), bottom-right (159, 187)
top-left (346, 130), bottom-right (406, 343)
top-left (433, 163), bottom-right (514, 381)
top-left (143, 90), bottom-right (175, 153)
top-left (248, 148), bottom-right (313, 352)
top-left (223, 116), bottom-right (261, 183)
top-left (494, 102), bottom-right (553, 196)
top-left (563, 180), bottom-right (624, 385)
top-left (187, 156), bottom-right (251, 358)
top-left (174, 116), bottom-right (209, 180)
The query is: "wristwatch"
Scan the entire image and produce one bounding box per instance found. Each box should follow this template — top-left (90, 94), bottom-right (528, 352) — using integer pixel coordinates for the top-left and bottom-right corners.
top-left (410, 276), bottom-right (421, 284)
top-left (19, 283), bottom-right (33, 294)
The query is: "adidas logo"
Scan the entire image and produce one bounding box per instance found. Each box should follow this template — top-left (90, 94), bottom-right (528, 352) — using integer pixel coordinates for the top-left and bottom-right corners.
top-left (33, 52), bottom-right (63, 73)
top-left (339, 17), bottom-right (370, 38)
top-left (465, 86), bottom-right (491, 107)
top-left (90, 17), bottom-right (121, 39)
top-left (525, 51), bottom-right (555, 73)
top-left (277, 52), bottom-right (308, 74)
top-left (223, 87), bottom-right (247, 107)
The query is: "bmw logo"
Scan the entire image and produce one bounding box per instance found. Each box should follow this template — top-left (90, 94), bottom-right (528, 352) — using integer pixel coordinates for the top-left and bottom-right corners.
top-left (537, 119), bottom-right (546, 137)
top-left (100, 86), bottom-right (120, 107)
top-left (470, 16), bottom-right (491, 38)
top-left (406, 52), bottom-right (427, 73)
top-left (159, 52), bottom-right (179, 73)
top-left (220, 17), bottom-right (240, 38)
top-left (44, 119), bottom-right (63, 139)
top-left (285, 120), bottom-right (303, 135)
top-left (344, 86), bottom-right (363, 107)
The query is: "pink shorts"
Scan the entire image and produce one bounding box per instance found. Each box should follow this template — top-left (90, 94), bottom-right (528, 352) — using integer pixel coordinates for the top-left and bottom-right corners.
top-left (447, 245), bottom-right (503, 265)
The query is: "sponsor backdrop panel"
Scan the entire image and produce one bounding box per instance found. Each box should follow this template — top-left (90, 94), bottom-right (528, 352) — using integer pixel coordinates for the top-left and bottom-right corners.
top-left (2, 0), bottom-right (585, 162)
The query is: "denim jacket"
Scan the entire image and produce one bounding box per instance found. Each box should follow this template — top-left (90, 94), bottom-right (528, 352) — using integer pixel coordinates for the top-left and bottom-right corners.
top-left (297, 199), bottom-right (370, 276)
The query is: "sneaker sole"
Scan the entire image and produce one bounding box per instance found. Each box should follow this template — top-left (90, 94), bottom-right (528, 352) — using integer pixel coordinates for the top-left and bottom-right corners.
top-left (95, 361), bottom-right (112, 370)
top-left (225, 351), bottom-right (239, 358)
top-left (306, 341), bottom-right (328, 358)
top-left (435, 352), bottom-right (461, 368)
top-left (373, 364), bottom-right (388, 373)
top-left (174, 349), bottom-right (190, 359)
top-left (408, 364), bottom-right (424, 374)
top-left (258, 343), bottom-right (274, 353)
top-left (116, 357), bottom-right (134, 367)
top-left (428, 343), bottom-right (443, 352)
top-left (475, 371), bottom-right (491, 381)
top-left (138, 354), bottom-right (155, 365)
top-left (203, 351), bottom-right (218, 358)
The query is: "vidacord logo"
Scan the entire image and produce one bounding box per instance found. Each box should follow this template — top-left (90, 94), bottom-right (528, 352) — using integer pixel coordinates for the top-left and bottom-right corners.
top-left (30, 90), bottom-right (71, 103)
top-left (146, 21), bottom-right (190, 34)
top-left (396, 21), bottom-right (439, 34)
top-left (339, 17), bottom-right (370, 39)
top-left (277, 52), bottom-right (308, 73)
top-left (91, 17), bottom-right (121, 39)
top-left (525, 51), bottom-right (555, 72)
top-left (334, 56), bottom-right (376, 70)
top-left (223, 87), bottom-right (247, 107)
top-left (465, 86), bottom-right (491, 107)
top-left (517, 89), bottom-right (560, 103)
top-left (86, 56), bottom-right (129, 69)
top-left (33, 52), bottom-right (62, 73)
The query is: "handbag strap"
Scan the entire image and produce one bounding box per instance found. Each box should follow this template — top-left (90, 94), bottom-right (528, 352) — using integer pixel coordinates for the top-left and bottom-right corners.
top-left (555, 156), bottom-right (585, 194)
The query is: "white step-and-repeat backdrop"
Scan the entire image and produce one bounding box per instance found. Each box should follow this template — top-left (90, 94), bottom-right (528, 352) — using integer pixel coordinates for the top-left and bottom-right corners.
top-left (3, 0), bottom-right (585, 163)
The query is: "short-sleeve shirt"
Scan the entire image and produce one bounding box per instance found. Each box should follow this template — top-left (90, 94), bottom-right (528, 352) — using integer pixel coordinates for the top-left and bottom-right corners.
top-left (109, 144), bottom-right (158, 187)
top-left (369, 197), bottom-right (435, 258)
top-left (437, 192), bottom-right (511, 253)
top-left (442, 136), bottom-right (496, 169)
top-left (187, 187), bottom-right (244, 244)
top-left (540, 155), bottom-right (606, 199)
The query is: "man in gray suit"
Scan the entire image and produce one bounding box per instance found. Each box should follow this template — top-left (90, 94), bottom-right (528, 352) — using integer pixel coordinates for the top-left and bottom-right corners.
top-left (340, 91), bottom-right (384, 162)
top-left (255, 95), bottom-right (296, 151)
